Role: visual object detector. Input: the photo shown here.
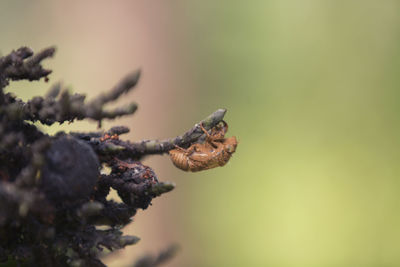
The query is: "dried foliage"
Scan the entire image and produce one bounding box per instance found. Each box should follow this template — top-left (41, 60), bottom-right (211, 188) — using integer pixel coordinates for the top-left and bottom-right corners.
top-left (0, 47), bottom-right (227, 266)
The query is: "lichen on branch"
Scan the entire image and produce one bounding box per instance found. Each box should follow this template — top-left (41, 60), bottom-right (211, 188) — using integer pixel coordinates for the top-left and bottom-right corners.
top-left (20, 70), bottom-right (140, 126)
top-left (0, 46), bottom-right (54, 85)
top-left (71, 108), bottom-right (227, 162)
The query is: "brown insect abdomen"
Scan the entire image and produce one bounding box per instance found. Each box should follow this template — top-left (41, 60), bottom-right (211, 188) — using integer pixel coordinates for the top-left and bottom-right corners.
top-left (169, 150), bottom-right (190, 171)
top-left (187, 159), bottom-right (212, 172)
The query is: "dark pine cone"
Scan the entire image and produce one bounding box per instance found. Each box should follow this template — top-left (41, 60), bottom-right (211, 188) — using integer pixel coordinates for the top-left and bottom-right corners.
top-left (40, 135), bottom-right (100, 203)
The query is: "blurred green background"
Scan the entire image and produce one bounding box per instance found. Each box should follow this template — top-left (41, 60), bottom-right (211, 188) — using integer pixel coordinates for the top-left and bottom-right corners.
top-left (2, 1), bottom-right (400, 266)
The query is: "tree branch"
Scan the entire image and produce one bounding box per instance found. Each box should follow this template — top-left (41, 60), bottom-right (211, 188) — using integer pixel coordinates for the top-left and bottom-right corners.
top-left (20, 71), bottom-right (140, 125)
top-left (1, 47), bottom-right (55, 82)
top-left (80, 108), bottom-right (227, 160)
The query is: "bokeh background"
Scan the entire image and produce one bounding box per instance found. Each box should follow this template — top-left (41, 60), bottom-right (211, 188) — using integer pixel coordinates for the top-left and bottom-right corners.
top-left (2, 1), bottom-right (400, 266)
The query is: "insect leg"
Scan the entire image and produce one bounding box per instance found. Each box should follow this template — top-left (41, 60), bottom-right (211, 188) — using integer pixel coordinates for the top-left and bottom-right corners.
top-left (220, 120), bottom-right (228, 135)
top-left (173, 144), bottom-right (187, 152)
top-left (199, 123), bottom-right (213, 139)
top-left (173, 144), bottom-right (196, 155)
top-left (200, 123), bottom-right (222, 148)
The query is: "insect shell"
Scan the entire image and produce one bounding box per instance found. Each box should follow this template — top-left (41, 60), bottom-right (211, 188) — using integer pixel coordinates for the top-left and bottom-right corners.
top-left (169, 121), bottom-right (238, 172)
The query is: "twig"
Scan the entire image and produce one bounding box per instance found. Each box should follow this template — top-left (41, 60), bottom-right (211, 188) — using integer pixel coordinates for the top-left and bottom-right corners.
top-left (70, 126), bottom-right (130, 140)
top-left (20, 71), bottom-right (140, 125)
top-left (133, 244), bottom-right (180, 267)
top-left (2, 47), bottom-right (55, 82)
top-left (89, 70), bottom-right (140, 106)
top-left (45, 82), bottom-right (62, 98)
top-left (136, 108), bottom-right (227, 154)
top-left (82, 108), bottom-right (227, 160)
top-left (0, 47), bottom-right (34, 69)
